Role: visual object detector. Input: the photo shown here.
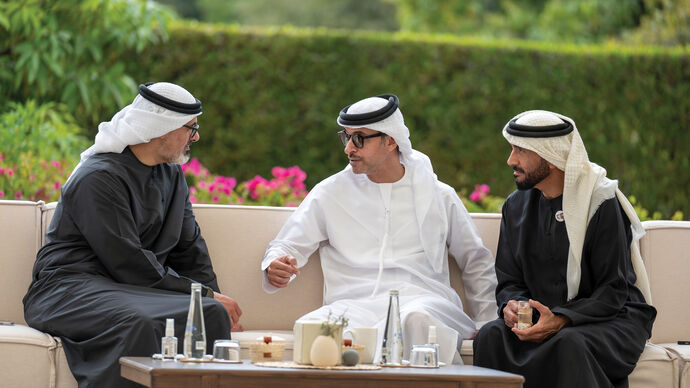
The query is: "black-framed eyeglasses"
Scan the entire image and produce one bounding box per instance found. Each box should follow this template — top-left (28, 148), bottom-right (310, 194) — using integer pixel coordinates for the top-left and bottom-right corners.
top-left (183, 123), bottom-right (199, 140)
top-left (337, 130), bottom-right (384, 148)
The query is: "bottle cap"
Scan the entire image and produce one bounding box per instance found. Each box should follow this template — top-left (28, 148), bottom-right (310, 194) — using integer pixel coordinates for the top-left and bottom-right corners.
top-left (428, 325), bottom-right (437, 343)
top-left (165, 318), bottom-right (175, 337)
top-left (389, 289), bottom-right (399, 296)
top-left (191, 282), bottom-right (201, 291)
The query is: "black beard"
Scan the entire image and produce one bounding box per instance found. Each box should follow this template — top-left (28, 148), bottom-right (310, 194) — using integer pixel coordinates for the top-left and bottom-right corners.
top-left (514, 159), bottom-right (550, 190)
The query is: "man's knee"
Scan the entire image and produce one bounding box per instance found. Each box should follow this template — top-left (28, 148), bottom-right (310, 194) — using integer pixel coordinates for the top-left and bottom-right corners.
top-left (550, 327), bottom-right (588, 359)
top-left (403, 311), bottom-right (432, 328)
top-left (475, 319), bottom-right (504, 342)
top-left (204, 299), bottom-right (231, 334)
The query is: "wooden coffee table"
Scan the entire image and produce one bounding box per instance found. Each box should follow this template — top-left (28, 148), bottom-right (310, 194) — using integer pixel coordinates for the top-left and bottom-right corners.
top-left (120, 357), bottom-right (523, 388)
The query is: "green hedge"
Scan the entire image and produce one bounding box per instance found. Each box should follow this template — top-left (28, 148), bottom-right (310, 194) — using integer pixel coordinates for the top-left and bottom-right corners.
top-left (124, 22), bottom-right (690, 218)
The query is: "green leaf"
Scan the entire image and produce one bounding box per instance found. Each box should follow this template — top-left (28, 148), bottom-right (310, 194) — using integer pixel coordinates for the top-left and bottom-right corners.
top-left (75, 78), bottom-right (91, 111)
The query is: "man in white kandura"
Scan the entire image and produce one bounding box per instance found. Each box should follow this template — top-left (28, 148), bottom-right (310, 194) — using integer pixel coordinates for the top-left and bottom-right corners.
top-left (260, 94), bottom-right (497, 364)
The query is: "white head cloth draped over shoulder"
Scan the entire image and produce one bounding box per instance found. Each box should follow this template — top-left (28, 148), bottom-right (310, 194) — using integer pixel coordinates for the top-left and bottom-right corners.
top-left (502, 110), bottom-right (652, 303)
top-left (337, 94), bottom-right (449, 287)
top-left (69, 82), bottom-right (202, 177)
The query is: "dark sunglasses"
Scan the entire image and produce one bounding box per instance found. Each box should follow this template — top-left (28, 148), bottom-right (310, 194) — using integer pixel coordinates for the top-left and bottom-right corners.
top-left (183, 123), bottom-right (199, 140)
top-left (337, 130), bottom-right (384, 148)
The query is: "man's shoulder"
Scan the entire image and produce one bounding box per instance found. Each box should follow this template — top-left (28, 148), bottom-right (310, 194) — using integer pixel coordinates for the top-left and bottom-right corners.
top-left (503, 189), bottom-right (536, 212)
top-left (434, 179), bottom-right (456, 195)
top-left (67, 155), bottom-right (121, 185)
top-left (63, 153), bottom-right (144, 197)
top-left (311, 168), bottom-right (353, 192)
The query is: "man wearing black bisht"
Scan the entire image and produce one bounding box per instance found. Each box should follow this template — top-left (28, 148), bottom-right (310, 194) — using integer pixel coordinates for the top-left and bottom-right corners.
top-left (473, 110), bottom-right (656, 388)
top-left (23, 82), bottom-right (243, 388)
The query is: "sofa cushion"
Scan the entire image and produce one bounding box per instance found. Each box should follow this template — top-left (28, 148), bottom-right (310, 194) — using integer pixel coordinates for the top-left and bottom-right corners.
top-left (662, 343), bottom-right (690, 388)
top-left (55, 339), bottom-right (78, 388)
top-left (629, 343), bottom-right (679, 388)
top-left (0, 323), bottom-right (58, 388)
top-left (640, 221), bottom-right (690, 344)
top-left (0, 200), bottom-right (43, 325)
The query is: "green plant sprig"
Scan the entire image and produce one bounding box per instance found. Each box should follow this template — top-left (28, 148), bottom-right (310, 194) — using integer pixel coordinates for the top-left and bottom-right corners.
top-left (320, 311), bottom-right (349, 338)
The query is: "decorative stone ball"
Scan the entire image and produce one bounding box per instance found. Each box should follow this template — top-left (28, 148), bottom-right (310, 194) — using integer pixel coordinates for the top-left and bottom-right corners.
top-left (342, 349), bottom-right (360, 366)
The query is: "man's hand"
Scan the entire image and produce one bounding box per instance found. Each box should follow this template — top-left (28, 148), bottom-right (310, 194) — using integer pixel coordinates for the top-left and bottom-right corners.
top-left (503, 300), bottom-right (519, 328)
top-left (213, 292), bottom-right (244, 332)
top-left (266, 256), bottom-right (300, 288)
top-left (511, 299), bottom-right (570, 343)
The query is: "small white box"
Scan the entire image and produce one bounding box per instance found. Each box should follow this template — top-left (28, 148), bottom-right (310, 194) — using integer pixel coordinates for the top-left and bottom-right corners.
top-left (292, 319), bottom-right (343, 365)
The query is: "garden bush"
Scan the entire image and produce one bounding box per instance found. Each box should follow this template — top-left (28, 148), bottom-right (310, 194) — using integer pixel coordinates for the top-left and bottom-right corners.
top-left (0, 100), bottom-right (88, 201)
top-left (122, 23), bottom-right (689, 219)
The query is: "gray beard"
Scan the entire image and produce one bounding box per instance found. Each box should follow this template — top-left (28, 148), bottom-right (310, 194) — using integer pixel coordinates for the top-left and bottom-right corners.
top-left (171, 151), bottom-right (190, 165)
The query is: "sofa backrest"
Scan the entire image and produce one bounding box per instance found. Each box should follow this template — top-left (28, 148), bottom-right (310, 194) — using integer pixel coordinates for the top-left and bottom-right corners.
top-left (0, 200), bottom-right (43, 325)
top-left (28, 202), bottom-right (690, 340)
top-left (197, 207), bottom-right (504, 330)
top-left (193, 205), bottom-right (324, 330)
top-left (448, 213), bottom-right (501, 318)
top-left (41, 203), bottom-right (500, 330)
top-left (640, 221), bottom-right (690, 344)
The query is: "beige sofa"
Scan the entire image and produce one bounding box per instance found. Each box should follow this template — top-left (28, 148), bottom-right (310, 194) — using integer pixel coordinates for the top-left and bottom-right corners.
top-left (1, 200), bottom-right (688, 387)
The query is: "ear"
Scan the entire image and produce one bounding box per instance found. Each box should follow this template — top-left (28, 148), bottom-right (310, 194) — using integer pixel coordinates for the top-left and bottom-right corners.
top-left (386, 135), bottom-right (398, 150)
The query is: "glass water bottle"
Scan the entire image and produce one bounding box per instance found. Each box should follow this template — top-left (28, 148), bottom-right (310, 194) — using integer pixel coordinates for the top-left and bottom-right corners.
top-left (381, 289), bottom-right (403, 365)
top-left (183, 283), bottom-right (207, 359)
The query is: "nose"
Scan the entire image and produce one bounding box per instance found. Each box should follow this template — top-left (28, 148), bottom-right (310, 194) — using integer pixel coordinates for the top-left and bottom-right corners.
top-left (507, 148), bottom-right (517, 166)
top-left (191, 131), bottom-right (200, 143)
top-left (344, 137), bottom-right (357, 154)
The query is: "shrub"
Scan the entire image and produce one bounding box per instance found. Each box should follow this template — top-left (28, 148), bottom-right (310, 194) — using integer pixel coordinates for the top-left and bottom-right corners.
top-left (126, 23), bottom-right (689, 219)
top-left (460, 184), bottom-right (505, 213)
top-left (0, 153), bottom-right (68, 201)
top-left (0, 0), bottom-right (173, 125)
top-left (182, 158), bottom-right (307, 206)
top-left (0, 100), bottom-right (89, 166)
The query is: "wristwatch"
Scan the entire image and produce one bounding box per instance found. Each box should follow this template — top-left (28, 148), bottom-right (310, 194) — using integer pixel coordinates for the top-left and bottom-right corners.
top-left (202, 287), bottom-right (214, 298)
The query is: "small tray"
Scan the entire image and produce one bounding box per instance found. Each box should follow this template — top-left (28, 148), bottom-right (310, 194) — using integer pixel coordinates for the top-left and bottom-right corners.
top-left (379, 360), bottom-right (410, 367)
top-left (210, 359), bottom-right (242, 364)
top-left (176, 355), bottom-right (214, 363)
top-left (379, 360), bottom-right (446, 368)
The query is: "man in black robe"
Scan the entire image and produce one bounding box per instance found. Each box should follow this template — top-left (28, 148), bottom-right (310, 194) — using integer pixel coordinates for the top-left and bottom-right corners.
top-left (23, 82), bottom-right (242, 388)
top-left (473, 110), bottom-right (656, 388)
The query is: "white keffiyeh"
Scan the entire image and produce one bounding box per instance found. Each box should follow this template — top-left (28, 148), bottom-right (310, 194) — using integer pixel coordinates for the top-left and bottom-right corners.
top-left (502, 110), bottom-right (651, 303)
top-left (337, 97), bottom-right (448, 292)
top-left (69, 82), bottom-right (202, 178)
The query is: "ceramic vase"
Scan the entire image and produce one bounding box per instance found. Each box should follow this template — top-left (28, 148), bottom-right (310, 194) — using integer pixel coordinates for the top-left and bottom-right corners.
top-left (310, 335), bottom-right (339, 367)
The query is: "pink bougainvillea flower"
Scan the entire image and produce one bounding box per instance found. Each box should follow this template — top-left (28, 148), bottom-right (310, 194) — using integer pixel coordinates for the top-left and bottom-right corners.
top-left (190, 195), bottom-right (198, 204)
top-left (271, 167), bottom-right (289, 179)
top-left (288, 166), bottom-right (307, 181)
top-left (54, 181), bottom-right (61, 190)
top-left (225, 177), bottom-right (237, 190)
top-left (247, 175), bottom-right (269, 191)
top-left (50, 161), bottom-right (60, 168)
top-left (478, 184), bottom-right (490, 194)
top-left (0, 190), bottom-right (4, 197)
top-left (469, 191), bottom-right (482, 202)
top-left (15, 191), bottom-right (22, 199)
top-left (212, 196), bottom-right (219, 203)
